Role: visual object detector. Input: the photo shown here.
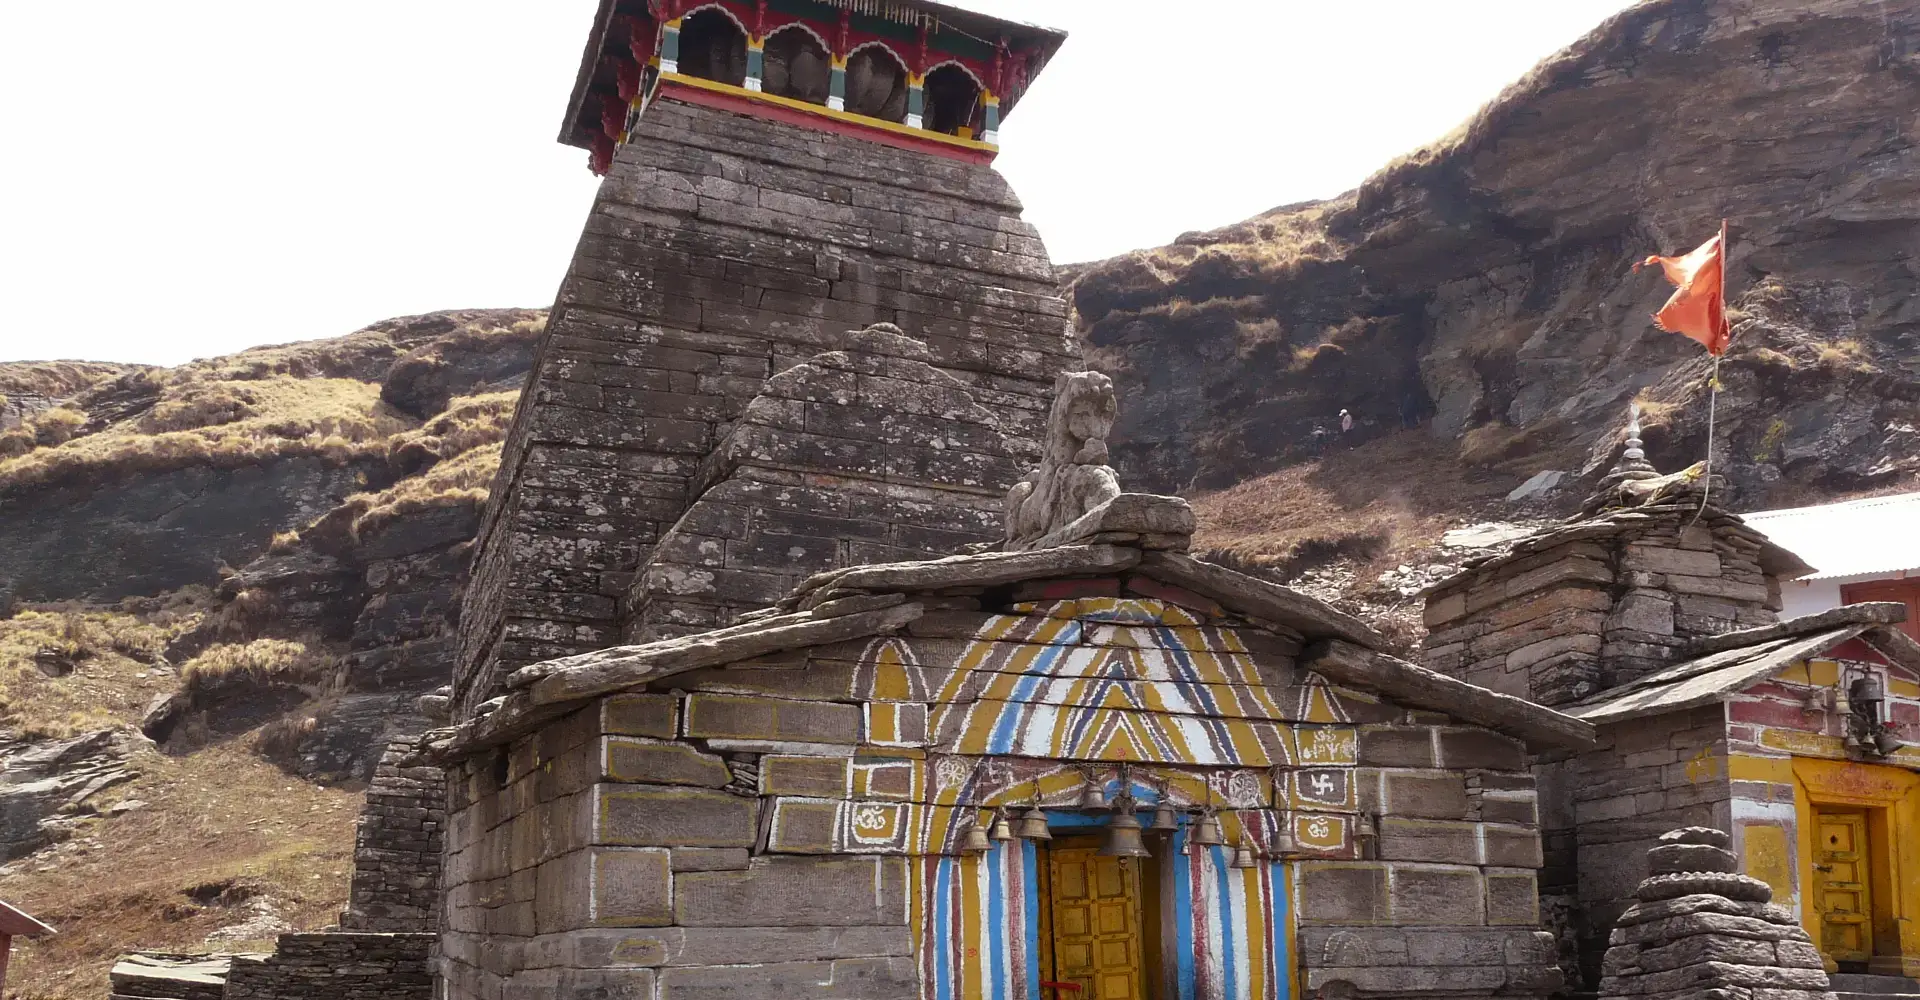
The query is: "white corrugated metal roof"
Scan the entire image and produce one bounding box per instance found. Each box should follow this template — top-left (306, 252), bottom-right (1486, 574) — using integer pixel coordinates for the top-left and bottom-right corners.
top-left (1742, 491), bottom-right (1920, 581)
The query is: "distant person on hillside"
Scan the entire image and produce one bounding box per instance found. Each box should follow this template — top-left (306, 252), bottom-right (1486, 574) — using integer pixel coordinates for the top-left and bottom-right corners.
top-left (1308, 423), bottom-right (1328, 456)
top-left (1339, 409), bottom-right (1354, 436)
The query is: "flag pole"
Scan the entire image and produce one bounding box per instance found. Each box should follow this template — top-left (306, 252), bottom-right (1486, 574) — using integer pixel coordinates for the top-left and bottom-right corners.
top-left (1690, 218), bottom-right (1729, 527)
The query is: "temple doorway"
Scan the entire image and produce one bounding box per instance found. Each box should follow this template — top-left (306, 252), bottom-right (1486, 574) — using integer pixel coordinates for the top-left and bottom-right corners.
top-left (1038, 837), bottom-right (1160, 999)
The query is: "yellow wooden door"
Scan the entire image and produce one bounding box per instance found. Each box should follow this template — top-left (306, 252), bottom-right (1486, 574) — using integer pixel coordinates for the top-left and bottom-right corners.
top-left (1047, 845), bottom-right (1145, 1000)
top-left (1814, 810), bottom-right (1874, 963)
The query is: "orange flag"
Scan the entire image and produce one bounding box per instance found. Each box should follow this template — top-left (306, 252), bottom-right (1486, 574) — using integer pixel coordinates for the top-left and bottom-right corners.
top-left (1636, 221), bottom-right (1732, 356)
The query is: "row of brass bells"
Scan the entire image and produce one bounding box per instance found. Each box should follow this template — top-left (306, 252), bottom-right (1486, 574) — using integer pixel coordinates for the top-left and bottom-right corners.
top-left (1230, 838), bottom-right (1258, 869)
top-left (1150, 800), bottom-right (1179, 833)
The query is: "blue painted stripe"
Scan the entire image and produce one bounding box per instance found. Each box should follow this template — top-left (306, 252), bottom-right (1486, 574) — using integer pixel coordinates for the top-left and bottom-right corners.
top-left (934, 857), bottom-right (953, 1000)
top-left (987, 624), bottom-right (1078, 754)
top-left (1023, 841), bottom-right (1041, 1000)
top-left (1271, 861), bottom-right (1291, 1000)
top-left (1173, 827), bottom-right (1196, 1000)
top-left (1154, 626), bottom-right (1241, 760)
top-left (1212, 846), bottom-right (1239, 1000)
top-left (988, 844), bottom-right (1008, 1000)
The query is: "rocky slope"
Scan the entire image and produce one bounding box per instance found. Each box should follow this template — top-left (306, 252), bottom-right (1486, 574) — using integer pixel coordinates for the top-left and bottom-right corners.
top-left (0, 309), bottom-right (541, 781)
top-left (1072, 0), bottom-right (1920, 519)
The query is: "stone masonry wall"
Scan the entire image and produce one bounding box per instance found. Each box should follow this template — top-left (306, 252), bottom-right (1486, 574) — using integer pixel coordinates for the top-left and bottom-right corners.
top-left (440, 594), bottom-right (1565, 1000)
top-left (453, 95), bottom-right (1077, 717)
top-left (1295, 719), bottom-right (1562, 998)
top-left (223, 933), bottom-right (434, 1000)
top-left (1558, 705), bottom-right (1733, 988)
top-left (1424, 511), bottom-right (1780, 710)
top-left (341, 737), bottom-right (447, 933)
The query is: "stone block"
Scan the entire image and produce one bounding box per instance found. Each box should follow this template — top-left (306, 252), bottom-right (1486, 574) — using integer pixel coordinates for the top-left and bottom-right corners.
top-left (1425, 592), bottom-right (1467, 627)
top-left (1358, 728), bottom-right (1435, 768)
top-left (593, 848), bottom-right (674, 927)
top-left (684, 693), bottom-right (861, 744)
top-left (1486, 871), bottom-right (1540, 925)
top-left (605, 738), bottom-right (731, 788)
top-left (1626, 544), bottom-right (1722, 578)
top-left (1438, 729), bottom-right (1526, 771)
top-left (563, 925), bottom-right (914, 969)
top-left (767, 797), bottom-right (842, 853)
top-left (1298, 864), bottom-right (1388, 925)
top-left (1377, 818), bottom-right (1479, 864)
top-left (1506, 633), bottom-right (1601, 671)
top-left (670, 848), bottom-right (750, 872)
top-left (597, 785), bottom-right (758, 847)
top-left (658, 957), bottom-right (918, 1000)
top-left (604, 694), bottom-right (680, 738)
top-left (1482, 825), bottom-right (1544, 867)
top-left (675, 856), bottom-right (908, 927)
top-left (1385, 772), bottom-right (1471, 820)
top-left (761, 755), bottom-right (852, 797)
top-left (1389, 866), bottom-right (1484, 925)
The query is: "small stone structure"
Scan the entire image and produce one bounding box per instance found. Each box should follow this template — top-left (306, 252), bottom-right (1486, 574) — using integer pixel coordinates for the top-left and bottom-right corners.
top-left (1422, 413), bottom-right (1811, 708)
top-left (194, 736), bottom-right (443, 1000)
top-left (224, 934), bottom-right (434, 1000)
top-left (1596, 827), bottom-right (1834, 1000)
top-left (340, 738), bottom-right (447, 932)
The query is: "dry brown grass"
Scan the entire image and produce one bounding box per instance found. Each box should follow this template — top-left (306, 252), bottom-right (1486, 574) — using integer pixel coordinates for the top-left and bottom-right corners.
top-left (0, 377), bottom-right (414, 493)
top-left (0, 742), bottom-right (359, 1000)
top-left (178, 639), bottom-right (338, 697)
top-left (0, 595), bottom-right (211, 738)
top-left (0, 361), bottom-right (141, 400)
top-left (1192, 428), bottom-right (1517, 577)
top-left (0, 597), bottom-right (360, 1000)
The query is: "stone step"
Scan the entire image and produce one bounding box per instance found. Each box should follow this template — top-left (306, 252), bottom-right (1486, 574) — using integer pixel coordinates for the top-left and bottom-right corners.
top-left (1833, 974), bottom-right (1920, 996)
top-left (1834, 993), bottom-right (1920, 1000)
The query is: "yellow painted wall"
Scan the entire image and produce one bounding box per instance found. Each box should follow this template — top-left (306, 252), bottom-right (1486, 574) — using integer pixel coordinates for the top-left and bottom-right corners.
top-left (1734, 753), bottom-right (1920, 976)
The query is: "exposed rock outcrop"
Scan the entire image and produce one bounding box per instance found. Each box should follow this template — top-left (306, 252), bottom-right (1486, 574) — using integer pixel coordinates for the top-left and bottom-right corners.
top-left (1071, 0), bottom-right (1920, 508)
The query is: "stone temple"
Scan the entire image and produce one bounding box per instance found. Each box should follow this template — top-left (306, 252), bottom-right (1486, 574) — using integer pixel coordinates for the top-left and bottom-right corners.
top-left (115, 2), bottom-right (1920, 998)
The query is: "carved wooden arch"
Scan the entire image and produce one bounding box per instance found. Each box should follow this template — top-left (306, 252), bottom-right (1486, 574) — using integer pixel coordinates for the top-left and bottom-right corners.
top-left (843, 40), bottom-right (911, 123)
top-left (677, 2), bottom-right (748, 35)
top-left (923, 58), bottom-right (986, 90)
top-left (761, 19), bottom-right (831, 53)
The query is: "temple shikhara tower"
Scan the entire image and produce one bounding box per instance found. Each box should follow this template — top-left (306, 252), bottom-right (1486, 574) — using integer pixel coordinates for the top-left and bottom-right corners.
top-left (455, 0), bottom-right (1078, 719)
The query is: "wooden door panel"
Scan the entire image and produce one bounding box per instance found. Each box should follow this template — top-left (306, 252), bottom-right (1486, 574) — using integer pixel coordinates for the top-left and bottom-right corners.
top-left (1814, 810), bottom-right (1874, 963)
top-left (1048, 846), bottom-right (1144, 1000)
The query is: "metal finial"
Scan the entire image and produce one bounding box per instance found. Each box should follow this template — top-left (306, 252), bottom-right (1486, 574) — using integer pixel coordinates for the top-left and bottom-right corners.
top-left (1623, 403), bottom-right (1646, 462)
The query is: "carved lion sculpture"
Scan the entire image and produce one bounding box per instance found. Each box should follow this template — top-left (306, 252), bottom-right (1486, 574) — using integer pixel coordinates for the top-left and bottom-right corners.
top-left (1004, 371), bottom-right (1122, 548)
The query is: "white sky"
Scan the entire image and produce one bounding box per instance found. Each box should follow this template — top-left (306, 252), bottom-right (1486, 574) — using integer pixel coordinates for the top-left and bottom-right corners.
top-left (0, 0), bottom-right (1637, 367)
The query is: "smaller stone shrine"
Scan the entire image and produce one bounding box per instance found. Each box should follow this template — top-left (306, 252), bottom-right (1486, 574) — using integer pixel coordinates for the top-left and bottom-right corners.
top-left (1597, 826), bottom-right (1834, 1000)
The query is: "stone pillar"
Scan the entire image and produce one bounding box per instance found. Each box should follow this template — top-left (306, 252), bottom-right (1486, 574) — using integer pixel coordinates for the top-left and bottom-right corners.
top-left (1596, 827), bottom-right (1834, 1000)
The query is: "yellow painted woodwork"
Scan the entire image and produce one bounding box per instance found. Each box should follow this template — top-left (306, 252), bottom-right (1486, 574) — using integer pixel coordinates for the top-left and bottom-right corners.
top-left (660, 72), bottom-right (999, 150)
top-left (1813, 810), bottom-right (1873, 962)
top-left (1047, 844), bottom-right (1145, 1000)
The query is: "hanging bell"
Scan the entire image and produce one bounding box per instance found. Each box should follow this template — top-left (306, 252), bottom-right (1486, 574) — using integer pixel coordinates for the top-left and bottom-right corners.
top-left (1099, 804), bottom-right (1151, 858)
top-left (1191, 810), bottom-right (1224, 847)
top-left (1230, 837), bottom-right (1258, 869)
top-left (989, 809), bottom-right (1015, 842)
top-left (959, 817), bottom-right (992, 854)
top-left (1014, 806), bottom-right (1052, 841)
top-left (1078, 781), bottom-right (1107, 811)
top-left (1149, 799), bottom-right (1179, 833)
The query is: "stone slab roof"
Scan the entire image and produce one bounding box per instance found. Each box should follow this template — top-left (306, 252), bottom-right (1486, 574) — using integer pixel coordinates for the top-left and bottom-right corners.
top-left (424, 543), bottom-right (1595, 762)
top-left (1565, 602), bottom-right (1917, 725)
